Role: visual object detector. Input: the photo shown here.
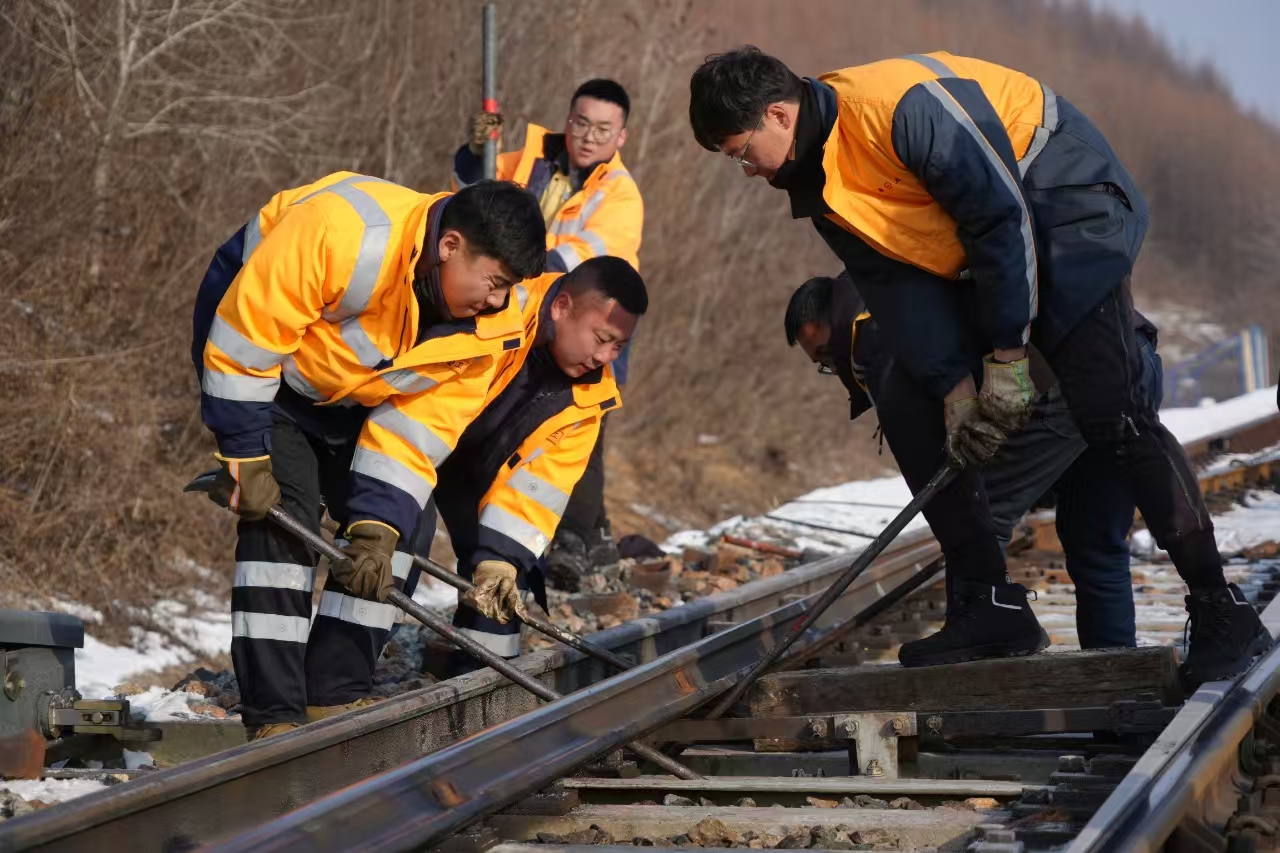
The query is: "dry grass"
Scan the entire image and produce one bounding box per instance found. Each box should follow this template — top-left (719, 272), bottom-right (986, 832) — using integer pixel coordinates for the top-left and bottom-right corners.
top-left (0, 0), bottom-right (1277, 619)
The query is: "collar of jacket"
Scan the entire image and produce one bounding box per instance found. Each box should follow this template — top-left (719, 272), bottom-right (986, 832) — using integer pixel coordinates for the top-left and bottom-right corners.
top-left (772, 78), bottom-right (838, 219)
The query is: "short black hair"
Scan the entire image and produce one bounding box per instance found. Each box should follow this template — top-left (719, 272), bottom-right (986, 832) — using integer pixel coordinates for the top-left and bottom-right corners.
top-left (442, 181), bottom-right (546, 280)
top-left (689, 46), bottom-right (804, 150)
top-left (562, 256), bottom-right (648, 315)
top-left (784, 275), bottom-right (836, 346)
top-left (572, 79), bottom-right (631, 124)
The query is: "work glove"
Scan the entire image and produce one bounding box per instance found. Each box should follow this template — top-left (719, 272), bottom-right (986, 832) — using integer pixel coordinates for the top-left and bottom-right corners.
top-left (976, 355), bottom-right (1036, 435)
top-left (944, 396), bottom-right (1007, 468)
top-left (464, 560), bottom-right (528, 625)
top-left (332, 521), bottom-right (399, 602)
top-left (468, 111), bottom-right (504, 156)
top-left (207, 455), bottom-right (280, 522)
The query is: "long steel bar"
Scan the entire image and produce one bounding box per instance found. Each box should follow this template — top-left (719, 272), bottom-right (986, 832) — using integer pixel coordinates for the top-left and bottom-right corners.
top-left (481, 4), bottom-right (498, 179)
top-left (706, 462), bottom-right (957, 719)
top-left (262, 504), bottom-right (698, 780)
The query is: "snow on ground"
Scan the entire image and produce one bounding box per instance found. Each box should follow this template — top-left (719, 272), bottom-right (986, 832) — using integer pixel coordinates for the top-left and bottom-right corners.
top-left (1212, 491), bottom-right (1280, 555)
top-left (2, 777), bottom-right (106, 804)
top-left (1160, 386), bottom-right (1278, 445)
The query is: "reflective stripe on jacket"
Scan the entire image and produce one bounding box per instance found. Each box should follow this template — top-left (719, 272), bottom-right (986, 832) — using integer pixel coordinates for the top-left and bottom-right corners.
top-left (452, 273), bottom-right (620, 575)
top-left (197, 171), bottom-right (526, 538)
top-left (455, 125), bottom-right (644, 272)
top-left (817, 52), bottom-right (1051, 350)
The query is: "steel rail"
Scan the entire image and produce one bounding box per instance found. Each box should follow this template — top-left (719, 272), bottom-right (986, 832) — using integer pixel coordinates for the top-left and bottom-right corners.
top-left (1067, 595), bottom-right (1280, 853)
top-left (205, 546), bottom-right (949, 852)
top-left (0, 531), bottom-right (942, 852)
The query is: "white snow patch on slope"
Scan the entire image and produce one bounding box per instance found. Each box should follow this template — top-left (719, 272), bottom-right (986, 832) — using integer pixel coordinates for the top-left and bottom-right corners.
top-left (1213, 491), bottom-right (1280, 556)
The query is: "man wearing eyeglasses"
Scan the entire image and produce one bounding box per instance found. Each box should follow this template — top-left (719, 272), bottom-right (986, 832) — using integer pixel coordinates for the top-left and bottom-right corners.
top-left (688, 48), bottom-right (1271, 689)
top-left (452, 79), bottom-right (644, 592)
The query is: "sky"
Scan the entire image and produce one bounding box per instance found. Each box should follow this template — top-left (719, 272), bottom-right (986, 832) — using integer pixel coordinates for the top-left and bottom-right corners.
top-left (1088, 0), bottom-right (1280, 125)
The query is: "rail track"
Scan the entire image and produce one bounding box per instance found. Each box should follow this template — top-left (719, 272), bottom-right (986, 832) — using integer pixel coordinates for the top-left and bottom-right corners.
top-left (3, 412), bottom-right (1280, 853)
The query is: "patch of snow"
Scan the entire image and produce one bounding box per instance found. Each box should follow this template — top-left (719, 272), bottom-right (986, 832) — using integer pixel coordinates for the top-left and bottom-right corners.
top-left (122, 750), bottom-right (155, 770)
top-left (1213, 491), bottom-right (1280, 556)
top-left (662, 529), bottom-right (713, 553)
top-left (49, 600), bottom-right (103, 624)
top-left (2, 778), bottom-right (106, 804)
top-left (125, 686), bottom-right (203, 721)
top-left (1159, 386), bottom-right (1278, 445)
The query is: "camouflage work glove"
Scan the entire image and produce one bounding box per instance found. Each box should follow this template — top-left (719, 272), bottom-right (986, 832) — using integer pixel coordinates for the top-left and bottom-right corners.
top-left (944, 396), bottom-right (1007, 468)
top-left (976, 355), bottom-right (1036, 435)
top-left (207, 455), bottom-right (280, 522)
top-left (468, 111), bottom-right (504, 156)
top-left (333, 521), bottom-right (399, 602)
top-left (464, 561), bottom-right (528, 625)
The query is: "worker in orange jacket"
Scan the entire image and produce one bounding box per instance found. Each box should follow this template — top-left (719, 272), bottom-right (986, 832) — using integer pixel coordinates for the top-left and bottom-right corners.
top-left (453, 79), bottom-right (645, 592)
top-left (191, 174), bottom-right (546, 738)
top-left (429, 257), bottom-right (646, 671)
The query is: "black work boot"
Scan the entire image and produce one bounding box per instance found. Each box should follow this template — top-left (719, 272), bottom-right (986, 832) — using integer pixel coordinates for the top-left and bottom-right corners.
top-left (899, 578), bottom-right (1050, 667)
top-left (546, 529), bottom-right (591, 592)
top-left (1180, 583), bottom-right (1273, 692)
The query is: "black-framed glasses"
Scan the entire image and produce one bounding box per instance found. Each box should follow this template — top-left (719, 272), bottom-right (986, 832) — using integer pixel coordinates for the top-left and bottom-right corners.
top-left (568, 114), bottom-right (620, 144)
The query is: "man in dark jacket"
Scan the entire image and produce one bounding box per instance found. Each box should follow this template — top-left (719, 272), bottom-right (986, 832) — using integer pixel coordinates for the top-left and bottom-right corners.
top-left (690, 48), bottom-right (1269, 688)
top-left (787, 273), bottom-right (1163, 649)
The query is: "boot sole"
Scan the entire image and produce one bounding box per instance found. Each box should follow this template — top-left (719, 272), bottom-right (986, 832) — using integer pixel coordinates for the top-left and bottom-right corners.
top-left (899, 629), bottom-right (1051, 668)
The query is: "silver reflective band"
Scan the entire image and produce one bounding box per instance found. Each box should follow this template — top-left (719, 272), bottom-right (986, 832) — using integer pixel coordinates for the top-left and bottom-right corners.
top-left (317, 590), bottom-right (397, 631)
top-left (351, 446), bottom-right (434, 508)
top-left (282, 357), bottom-right (326, 401)
top-left (921, 80), bottom-right (1038, 337)
top-left (368, 404), bottom-right (452, 466)
top-left (551, 242), bottom-right (582, 271)
top-left (515, 284), bottom-right (529, 312)
top-left (577, 229), bottom-right (608, 258)
top-left (298, 175), bottom-right (393, 323)
top-left (234, 561), bottom-right (314, 592)
top-left (548, 190), bottom-right (606, 237)
top-left (232, 611), bottom-right (310, 643)
top-left (392, 551), bottom-right (413, 581)
top-left (507, 468), bottom-right (570, 517)
top-left (340, 316), bottom-right (390, 369)
top-left (382, 368), bottom-right (438, 395)
top-left (1018, 84), bottom-right (1058, 178)
top-left (479, 504), bottom-right (550, 557)
top-left (201, 370), bottom-right (279, 402)
top-left (902, 53), bottom-right (956, 79)
top-left (457, 627), bottom-right (520, 657)
top-left (242, 214), bottom-right (263, 263)
top-left (208, 316), bottom-right (287, 371)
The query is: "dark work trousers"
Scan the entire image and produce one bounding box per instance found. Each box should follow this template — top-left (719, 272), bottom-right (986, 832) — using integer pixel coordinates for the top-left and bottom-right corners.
top-left (557, 417), bottom-right (608, 542)
top-left (868, 359), bottom-right (1010, 586)
top-left (1043, 285), bottom-right (1224, 590)
top-left (985, 333), bottom-right (1163, 648)
top-left (231, 406), bottom-right (424, 728)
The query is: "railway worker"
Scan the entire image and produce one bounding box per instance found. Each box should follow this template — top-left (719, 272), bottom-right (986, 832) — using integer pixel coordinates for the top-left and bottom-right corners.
top-left (786, 272), bottom-right (1164, 650)
top-left (453, 79), bottom-right (644, 594)
top-left (191, 174), bottom-right (546, 739)
top-left (689, 48), bottom-right (1271, 688)
top-left (427, 256), bottom-right (647, 674)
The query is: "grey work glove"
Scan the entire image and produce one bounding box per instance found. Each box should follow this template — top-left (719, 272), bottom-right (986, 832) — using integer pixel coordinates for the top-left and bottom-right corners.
top-left (463, 560), bottom-right (528, 625)
top-left (207, 454), bottom-right (281, 522)
top-left (944, 396), bottom-right (1007, 468)
top-left (332, 521), bottom-right (399, 602)
top-left (468, 111), bottom-right (504, 155)
top-left (976, 355), bottom-right (1036, 434)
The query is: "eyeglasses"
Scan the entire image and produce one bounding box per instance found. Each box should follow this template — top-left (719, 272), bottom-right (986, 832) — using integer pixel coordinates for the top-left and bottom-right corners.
top-left (724, 122), bottom-right (760, 168)
top-left (568, 114), bottom-right (620, 144)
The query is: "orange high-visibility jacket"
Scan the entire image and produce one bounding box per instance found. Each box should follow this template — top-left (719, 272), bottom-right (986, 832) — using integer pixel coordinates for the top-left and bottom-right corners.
top-left (439, 272), bottom-right (620, 573)
top-left (198, 172), bottom-right (527, 538)
top-left (455, 124), bottom-right (643, 272)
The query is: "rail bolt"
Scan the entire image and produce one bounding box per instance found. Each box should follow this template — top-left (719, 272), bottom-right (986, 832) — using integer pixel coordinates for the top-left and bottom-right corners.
top-left (927, 715), bottom-right (943, 733)
top-left (842, 719), bottom-right (858, 736)
top-left (3, 670), bottom-right (23, 701)
top-left (808, 718), bottom-right (828, 738)
top-left (890, 717), bottom-right (906, 735)
top-left (865, 759), bottom-right (885, 777)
